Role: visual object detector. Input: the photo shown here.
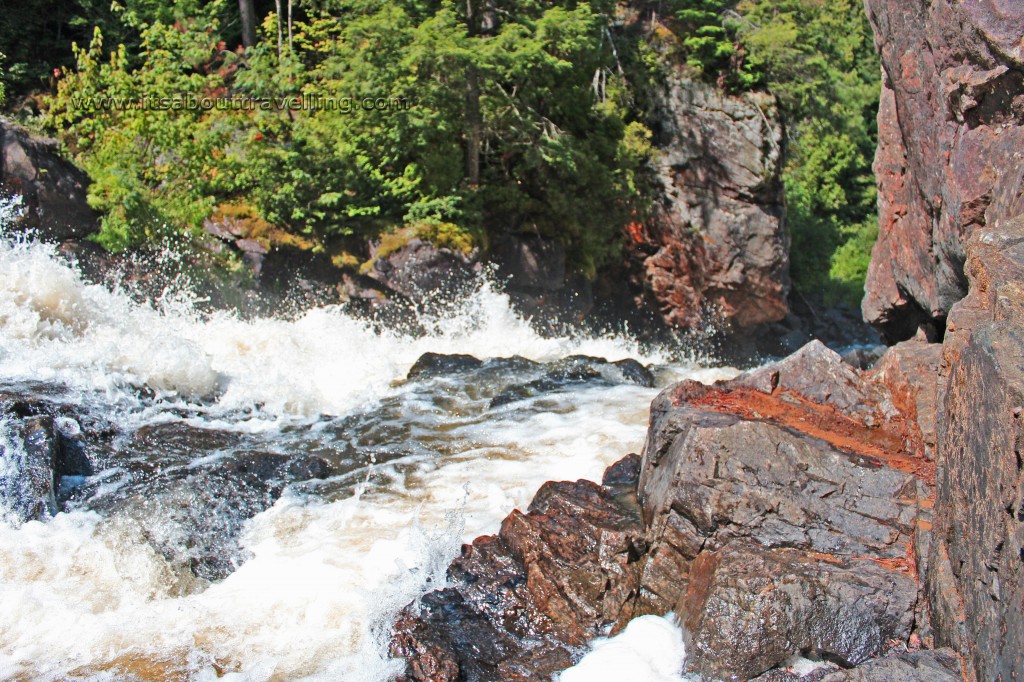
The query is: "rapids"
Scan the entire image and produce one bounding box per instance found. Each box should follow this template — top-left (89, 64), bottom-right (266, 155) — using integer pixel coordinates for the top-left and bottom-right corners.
top-left (0, 199), bottom-right (737, 681)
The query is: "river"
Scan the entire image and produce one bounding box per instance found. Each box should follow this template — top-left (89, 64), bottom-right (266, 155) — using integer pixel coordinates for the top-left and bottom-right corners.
top-left (0, 199), bottom-right (737, 681)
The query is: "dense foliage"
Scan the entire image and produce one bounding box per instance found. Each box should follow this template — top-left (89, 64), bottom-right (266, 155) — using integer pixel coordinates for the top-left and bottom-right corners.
top-left (6, 0), bottom-right (880, 305)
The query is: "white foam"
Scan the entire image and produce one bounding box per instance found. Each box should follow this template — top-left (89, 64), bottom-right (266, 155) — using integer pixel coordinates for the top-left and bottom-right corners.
top-left (0, 226), bottom-right (678, 421)
top-left (560, 614), bottom-right (688, 682)
top-left (0, 206), bottom-right (735, 680)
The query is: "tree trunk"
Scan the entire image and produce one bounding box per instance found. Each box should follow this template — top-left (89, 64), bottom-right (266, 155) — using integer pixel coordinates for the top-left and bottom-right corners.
top-left (464, 0), bottom-right (482, 187)
top-left (238, 0), bottom-right (258, 48)
top-left (275, 0), bottom-right (283, 59)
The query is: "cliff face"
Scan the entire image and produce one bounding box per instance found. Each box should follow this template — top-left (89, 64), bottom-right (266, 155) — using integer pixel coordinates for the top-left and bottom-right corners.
top-left (633, 74), bottom-right (790, 331)
top-left (862, 0), bottom-right (1024, 342)
top-left (863, 1), bottom-right (1024, 678)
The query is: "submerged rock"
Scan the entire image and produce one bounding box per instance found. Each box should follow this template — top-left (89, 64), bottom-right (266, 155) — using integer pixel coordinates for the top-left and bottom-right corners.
top-left (0, 407), bottom-right (92, 524)
top-left (90, 450), bottom-right (332, 581)
top-left (407, 353), bottom-right (485, 380)
top-left (489, 355), bottom-right (655, 408)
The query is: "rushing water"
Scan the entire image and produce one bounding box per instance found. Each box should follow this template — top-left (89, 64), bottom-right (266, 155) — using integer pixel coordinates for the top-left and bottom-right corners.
top-left (0, 200), bottom-right (738, 681)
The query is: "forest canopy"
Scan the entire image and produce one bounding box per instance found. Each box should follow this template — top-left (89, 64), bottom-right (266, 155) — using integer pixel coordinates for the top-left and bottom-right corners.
top-left (2, 0), bottom-right (880, 305)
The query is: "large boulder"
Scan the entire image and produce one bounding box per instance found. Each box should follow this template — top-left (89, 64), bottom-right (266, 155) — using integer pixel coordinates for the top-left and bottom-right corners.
top-left (368, 238), bottom-right (480, 303)
top-left (633, 74), bottom-right (789, 331)
top-left (862, 0), bottom-right (1024, 341)
top-left (0, 117), bottom-right (99, 240)
top-left (634, 343), bottom-right (928, 679)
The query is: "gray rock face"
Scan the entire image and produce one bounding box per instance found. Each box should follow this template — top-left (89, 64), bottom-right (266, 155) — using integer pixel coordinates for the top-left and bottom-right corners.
top-left (0, 117), bottom-right (99, 240)
top-left (368, 238), bottom-right (480, 302)
top-left (862, 0), bottom-right (1024, 340)
top-left (634, 347), bottom-right (924, 680)
top-left (636, 75), bottom-right (789, 330)
top-left (681, 541), bottom-right (917, 681)
top-left (928, 217), bottom-right (1024, 681)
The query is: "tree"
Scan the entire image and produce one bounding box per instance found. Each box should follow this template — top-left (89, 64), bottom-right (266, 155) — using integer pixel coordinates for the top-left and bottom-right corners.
top-left (239, 0), bottom-right (258, 47)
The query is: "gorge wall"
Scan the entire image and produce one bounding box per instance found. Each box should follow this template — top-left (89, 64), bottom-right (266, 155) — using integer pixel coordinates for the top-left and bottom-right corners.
top-left (863, 1), bottom-right (1024, 678)
top-left (629, 73), bottom-right (789, 331)
top-left (862, 0), bottom-right (1024, 343)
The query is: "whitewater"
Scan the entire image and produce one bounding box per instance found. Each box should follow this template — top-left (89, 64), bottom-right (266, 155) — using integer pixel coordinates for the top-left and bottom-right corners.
top-left (0, 199), bottom-right (736, 681)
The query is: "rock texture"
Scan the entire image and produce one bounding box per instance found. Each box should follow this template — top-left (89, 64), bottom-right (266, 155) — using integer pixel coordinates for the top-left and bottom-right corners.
top-left (636, 343), bottom-right (928, 680)
top-left (926, 218), bottom-right (1024, 681)
top-left (0, 117), bottom-right (99, 240)
top-left (633, 73), bottom-right (789, 331)
top-left (862, 0), bottom-right (1024, 342)
top-left (390, 456), bottom-right (647, 681)
top-left (391, 342), bottom-right (957, 681)
top-left (861, 3), bottom-right (1024, 678)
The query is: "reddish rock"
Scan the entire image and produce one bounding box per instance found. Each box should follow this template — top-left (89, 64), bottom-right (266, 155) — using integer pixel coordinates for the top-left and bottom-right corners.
top-left (389, 460), bottom-right (647, 681)
top-left (927, 217), bottom-right (1024, 681)
top-left (862, 0), bottom-right (1024, 341)
top-left (869, 341), bottom-right (944, 461)
top-left (636, 74), bottom-right (789, 330)
top-left (632, 341), bottom-right (942, 679)
top-left (681, 542), bottom-right (917, 680)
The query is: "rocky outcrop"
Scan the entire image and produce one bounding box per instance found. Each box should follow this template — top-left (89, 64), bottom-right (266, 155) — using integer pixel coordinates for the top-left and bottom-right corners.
top-left (636, 343), bottom-right (929, 680)
top-left (391, 342), bottom-right (957, 680)
top-left (390, 457), bottom-right (647, 681)
top-left (925, 218), bottom-right (1024, 681)
top-left (0, 117), bottom-right (99, 240)
top-left (632, 74), bottom-right (789, 331)
top-left (861, 3), bottom-right (1024, 678)
top-left (368, 238), bottom-right (481, 305)
top-left (862, 0), bottom-right (1024, 342)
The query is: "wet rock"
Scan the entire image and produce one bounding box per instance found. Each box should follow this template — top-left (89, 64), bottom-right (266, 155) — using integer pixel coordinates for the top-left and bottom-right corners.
top-left (630, 340), bottom-right (933, 679)
top-left (392, 333), bottom-right (955, 682)
top-left (632, 74), bottom-right (788, 330)
top-left (816, 648), bottom-right (962, 681)
top-left (862, 0), bottom-right (1024, 341)
top-left (94, 450), bottom-right (331, 581)
top-left (0, 417), bottom-right (60, 522)
top-left (681, 541), bottom-right (916, 680)
top-left (0, 117), bottom-right (99, 241)
top-left (0, 413), bottom-right (92, 523)
top-left (391, 456), bottom-right (646, 681)
top-left (407, 353), bottom-right (484, 380)
top-left (489, 356), bottom-right (654, 408)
